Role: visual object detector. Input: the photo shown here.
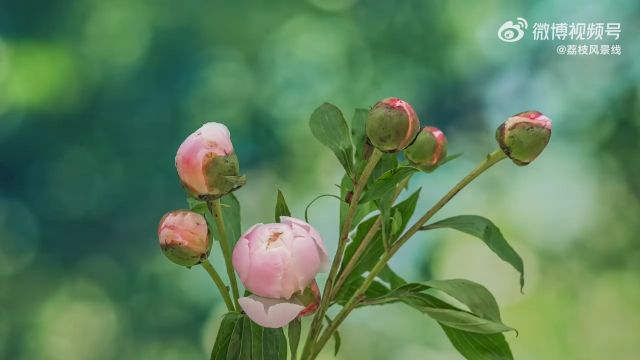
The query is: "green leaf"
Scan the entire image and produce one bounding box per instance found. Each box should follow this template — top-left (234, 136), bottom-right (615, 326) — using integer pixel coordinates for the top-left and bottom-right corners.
top-left (187, 197), bottom-right (208, 215)
top-left (441, 325), bottom-right (513, 360)
top-left (360, 166), bottom-right (418, 203)
top-left (324, 316), bottom-right (342, 356)
top-left (339, 189), bottom-right (421, 293)
top-left (210, 194), bottom-right (242, 248)
top-left (210, 312), bottom-right (243, 360)
top-left (423, 215), bottom-right (525, 291)
top-left (335, 275), bottom-right (391, 305)
top-left (403, 293), bottom-right (512, 334)
top-left (369, 153), bottom-right (398, 185)
top-left (378, 265), bottom-right (407, 289)
top-left (309, 103), bottom-right (355, 178)
top-left (287, 318), bottom-right (301, 360)
top-left (376, 279), bottom-right (514, 334)
top-left (351, 108), bottom-right (368, 162)
top-left (274, 189), bottom-right (291, 221)
top-left (210, 313), bottom-right (287, 360)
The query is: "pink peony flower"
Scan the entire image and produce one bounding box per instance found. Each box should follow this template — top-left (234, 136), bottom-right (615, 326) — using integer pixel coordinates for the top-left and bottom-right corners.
top-left (175, 122), bottom-right (245, 197)
top-left (232, 216), bottom-right (329, 328)
top-left (158, 210), bottom-right (210, 266)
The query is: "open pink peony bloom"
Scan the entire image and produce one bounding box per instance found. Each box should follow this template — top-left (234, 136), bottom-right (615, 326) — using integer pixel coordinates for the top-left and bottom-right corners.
top-left (175, 122), bottom-right (245, 197)
top-left (232, 217), bottom-right (328, 328)
top-left (158, 210), bottom-right (210, 267)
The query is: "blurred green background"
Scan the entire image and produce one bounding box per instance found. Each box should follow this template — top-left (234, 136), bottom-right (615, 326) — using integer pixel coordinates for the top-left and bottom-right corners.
top-left (1, 0), bottom-right (639, 359)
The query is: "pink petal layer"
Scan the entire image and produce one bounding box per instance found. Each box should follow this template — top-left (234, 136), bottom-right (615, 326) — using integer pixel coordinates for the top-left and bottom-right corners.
top-left (238, 295), bottom-right (305, 328)
top-left (280, 216), bottom-right (330, 271)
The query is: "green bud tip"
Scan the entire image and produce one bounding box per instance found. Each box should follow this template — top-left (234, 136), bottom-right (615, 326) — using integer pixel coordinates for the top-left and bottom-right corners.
top-left (404, 126), bottom-right (448, 172)
top-left (366, 97), bottom-right (420, 152)
top-left (496, 111), bottom-right (552, 166)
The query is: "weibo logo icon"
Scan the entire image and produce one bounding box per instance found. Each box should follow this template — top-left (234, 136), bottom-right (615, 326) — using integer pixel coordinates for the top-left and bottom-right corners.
top-left (498, 18), bottom-right (528, 42)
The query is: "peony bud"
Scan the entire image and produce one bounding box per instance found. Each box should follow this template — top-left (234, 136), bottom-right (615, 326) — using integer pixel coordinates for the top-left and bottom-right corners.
top-left (175, 122), bottom-right (246, 199)
top-left (496, 111), bottom-right (552, 166)
top-left (232, 216), bottom-right (329, 328)
top-left (403, 126), bottom-right (447, 172)
top-left (158, 210), bottom-right (210, 267)
top-left (366, 97), bottom-right (420, 152)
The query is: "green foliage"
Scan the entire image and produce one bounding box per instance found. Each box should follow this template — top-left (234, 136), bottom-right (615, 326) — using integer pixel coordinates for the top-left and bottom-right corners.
top-left (358, 277), bottom-right (515, 360)
top-left (324, 316), bottom-right (342, 356)
top-left (287, 318), bottom-right (301, 360)
top-left (309, 103), bottom-right (355, 178)
top-left (359, 166), bottom-right (416, 205)
top-left (274, 189), bottom-right (291, 221)
top-left (423, 215), bottom-right (525, 291)
top-left (338, 189), bottom-right (421, 296)
top-left (211, 313), bottom-right (288, 360)
top-left (208, 194), bottom-right (242, 247)
top-left (441, 325), bottom-right (513, 360)
top-left (350, 108), bottom-right (368, 163)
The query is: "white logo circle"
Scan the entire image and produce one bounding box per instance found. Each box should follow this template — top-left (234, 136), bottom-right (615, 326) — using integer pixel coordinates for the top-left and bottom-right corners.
top-left (498, 17), bottom-right (528, 42)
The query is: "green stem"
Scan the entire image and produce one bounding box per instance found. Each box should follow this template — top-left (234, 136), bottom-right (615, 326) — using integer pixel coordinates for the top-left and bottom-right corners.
top-left (331, 176), bottom-right (409, 298)
top-left (311, 149), bottom-right (507, 358)
top-left (208, 199), bottom-right (241, 310)
top-left (301, 148), bottom-right (383, 359)
top-left (201, 259), bottom-right (235, 311)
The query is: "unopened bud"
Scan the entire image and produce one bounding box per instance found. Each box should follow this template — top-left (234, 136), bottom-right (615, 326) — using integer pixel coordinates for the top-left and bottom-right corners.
top-left (366, 98), bottom-right (420, 152)
top-left (175, 122), bottom-right (246, 199)
top-left (496, 111), bottom-right (552, 166)
top-left (404, 126), bottom-right (447, 172)
top-left (158, 210), bottom-right (210, 267)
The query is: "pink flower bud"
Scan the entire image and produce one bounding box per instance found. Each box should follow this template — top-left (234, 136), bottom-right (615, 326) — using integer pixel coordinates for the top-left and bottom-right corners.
top-left (232, 217), bottom-right (329, 328)
top-left (175, 122), bottom-right (246, 198)
top-left (366, 98), bottom-right (420, 152)
top-left (158, 210), bottom-right (210, 267)
top-left (403, 126), bottom-right (448, 172)
top-left (496, 111), bottom-right (552, 166)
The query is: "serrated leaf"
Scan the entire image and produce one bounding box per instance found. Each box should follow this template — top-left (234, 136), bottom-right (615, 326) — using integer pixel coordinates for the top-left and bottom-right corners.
top-left (287, 318), bottom-right (301, 360)
top-left (210, 194), bottom-right (242, 247)
top-left (423, 215), bottom-right (524, 291)
top-left (360, 166), bottom-right (418, 203)
top-left (441, 325), bottom-right (513, 360)
top-left (309, 103), bottom-right (355, 178)
top-left (274, 189), bottom-right (291, 222)
top-left (351, 108), bottom-right (368, 162)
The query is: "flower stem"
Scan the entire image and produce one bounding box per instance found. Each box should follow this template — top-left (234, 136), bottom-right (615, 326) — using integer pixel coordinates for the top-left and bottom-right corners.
top-left (301, 148), bottom-right (383, 359)
top-left (208, 198), bottom-right (241, 311)
top-left (311, 149), bottom-right (507, 358)
top-left (331, 176), bottom-right (409, 298)
top-left (201, 259), bottom-right (235, 311)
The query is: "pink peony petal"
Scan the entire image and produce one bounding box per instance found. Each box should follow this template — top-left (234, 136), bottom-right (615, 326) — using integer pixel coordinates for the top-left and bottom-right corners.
top-left (239, 296), bottom-right (305, 328)
top-left (280, 216), bottom-right (330, 272)
top-left (289, 233), bottom-right (322, 293)
top-left (232, 237), bottom-right (251, 283)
